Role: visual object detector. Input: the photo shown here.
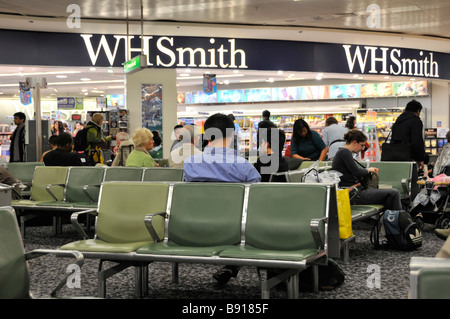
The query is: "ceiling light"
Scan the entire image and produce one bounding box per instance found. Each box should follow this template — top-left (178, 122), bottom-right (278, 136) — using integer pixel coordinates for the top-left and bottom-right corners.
top-left (56, 75), bottom-right (68, 79)
top-left (0, 71), bottom-right (81, 77)
top-left (179, 73), bottom-right (190, 77)
top-left (239, 79), bottom-right (259, 83)
top-left (233, 70), bottom-right (240, 73)
top-left (316, 73), bottom-right (323, 80)
top-left (107, 69), bottom-right (114, 73)
top-left (410, 78), bottom-right (416, 81)
top-left (89, 67), bottom-right (96, 71)
top-left (80, 78), bottom-right (91, 81)
top-left (48, 79), bottom-right (124, 86)
top-left (224, 80), bottom-right (230, 85)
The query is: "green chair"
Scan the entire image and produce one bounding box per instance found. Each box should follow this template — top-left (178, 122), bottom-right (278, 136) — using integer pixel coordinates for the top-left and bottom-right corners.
top-left (142, 167), bottom-right (184, 182)
top-left (0, 206), bottom-right (84, 299)
top-left (410, 257), bottom-right (450, 299)
top-left (103, 167), bottom-right (144, 181)
top-left (298, 161), bottom-right (331, 170)
top-left (7, 162), bottom-right (45, 198)
top-left (218, 183), bottom-right (329, 298)
top-left (136, 183), bottom-right (246, 284)
top-left (36, 166), bottom-right (106, 209)
top-left (12, 166), bottom-right (69, 237)
top-left (60, 181), bottom-right (170, 298)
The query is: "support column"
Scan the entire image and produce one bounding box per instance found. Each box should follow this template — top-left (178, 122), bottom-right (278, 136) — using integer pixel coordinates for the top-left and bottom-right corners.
top-left (125, 68), bottom-right (177, 159)
top-left (431, 80), bottom-right (450, 128)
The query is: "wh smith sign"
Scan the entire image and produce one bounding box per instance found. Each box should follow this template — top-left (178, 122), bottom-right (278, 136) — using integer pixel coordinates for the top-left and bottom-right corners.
top-left (0, 29), bottom-right (448, 79)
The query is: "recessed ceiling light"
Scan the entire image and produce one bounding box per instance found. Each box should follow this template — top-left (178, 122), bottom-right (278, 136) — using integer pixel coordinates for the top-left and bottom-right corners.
top-left (80, 78), bottom-right (91, 81)
top-left (56, 75), bottom-right (68, 78)
top-left (89, 67), bottom-right (96, 71)
top-left (180, 73), bottom-right (190, 77)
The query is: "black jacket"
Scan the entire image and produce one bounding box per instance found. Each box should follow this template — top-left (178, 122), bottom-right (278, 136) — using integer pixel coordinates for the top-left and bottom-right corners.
top-left (391, 111), bottom-right (425, 162)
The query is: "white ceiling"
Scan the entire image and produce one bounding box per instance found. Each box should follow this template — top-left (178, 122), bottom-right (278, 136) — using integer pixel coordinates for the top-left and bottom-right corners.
top-left (0, 0), bottom-right (449, 97)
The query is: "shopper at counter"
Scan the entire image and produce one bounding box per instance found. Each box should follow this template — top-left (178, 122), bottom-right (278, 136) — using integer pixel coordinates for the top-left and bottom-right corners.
top-left (332, 130), bottom-right (402, 210)
top-left (9, 112), bottom-right (26, 162)
top-left (322, 117), bottom-right (348, 159)
top-left (43, 132), bottom-right (83, 166)
top-left (290, 118), bottom-right (327, 161)
top-left (125, 127), bottom-right (158, 167)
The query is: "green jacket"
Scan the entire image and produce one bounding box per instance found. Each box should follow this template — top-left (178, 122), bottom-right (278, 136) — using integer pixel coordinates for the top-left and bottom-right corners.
top-left (85, 121), bottom-right (111, 151)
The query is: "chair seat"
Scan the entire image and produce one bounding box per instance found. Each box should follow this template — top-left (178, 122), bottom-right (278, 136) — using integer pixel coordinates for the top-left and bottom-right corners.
top-left (136, 241), bottom-right (234, 257)
top-left (61, 239), bottom-right (152, 253)
top-left (36, 201), bottom-right (73, 207)
top-left (219, 245), bottom-right (318, 262)
top-left (351, 204), bottom-right (383, 220)
top-left (12, 199), bottom-right (47, 206)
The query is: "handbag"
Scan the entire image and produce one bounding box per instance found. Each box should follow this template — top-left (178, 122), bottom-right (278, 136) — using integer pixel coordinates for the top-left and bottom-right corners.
top-left (354, 159), bottom-right (379, 189)
top-left (336, 188), bottom-right (353, 239)
top-left (380, 130), bottom-right (413, 161)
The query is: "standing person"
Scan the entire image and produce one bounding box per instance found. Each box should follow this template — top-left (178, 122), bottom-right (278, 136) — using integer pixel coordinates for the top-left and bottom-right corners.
top-left (254, 127), bottom-right (288, 182)
top-left (125, 128), bottom-right (158, 167)
top-left (9, 112), bottom-right (26, 162)
top-left (390, 99), bottom-right (426, 170)
top-left (43, 132), bottom-right (83, 166)
top-left (73, 122), bottom-right (84, 137)
top-left (290, 118), bottom-right (327, 161)
top-left (345, 116), bottom-right (357, 130)
top-left (184, 113), bottom-right (260, 285)
top-left (332, 130), bottom-right (402, 210)
top-left (85, 113), bottom-right (111, 165)
top-left (52, 120), bottom-right (65, 136)
top-left (322, 117), bottom-right (348, 159)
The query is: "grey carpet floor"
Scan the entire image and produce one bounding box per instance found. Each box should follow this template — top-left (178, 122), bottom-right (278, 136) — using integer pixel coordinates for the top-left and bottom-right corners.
top-left (21, 216), bottom-right (444, 300)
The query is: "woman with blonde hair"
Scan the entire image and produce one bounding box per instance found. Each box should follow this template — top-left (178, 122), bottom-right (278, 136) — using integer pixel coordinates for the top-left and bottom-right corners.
top-left (125, 128), bottom-right (158, 167)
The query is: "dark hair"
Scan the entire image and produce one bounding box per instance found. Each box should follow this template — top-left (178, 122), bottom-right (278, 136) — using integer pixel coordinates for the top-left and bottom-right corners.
top-left (152, 130), bottom-right (162, 146)
top-left (228, 114), bottom-right (235, 121)
top-left (204, 113), bottom-right (234, 141)
top-left (14, 112), bottom-right (26, 120)
top-left (56, 132), bottom-right (73, 147)
top-left (262, 110), bottom-right (271, 119)
top-left (405, 100), bottom-right (423, 113)
top-left (345, 116), bottom-right (356, 129)
top-left (261, 128), bottom-right (286, 156)
top-left (292, 118), bottom-right (311, 142)
top-left (257, 119), bottom-right (277, 147)
top-left (343, 130), bottom-right (367, 144)
top-left (173, 124), bottom-right (183, 131)
top-left (325, 117), bottom-right (338, 126)
top-left (48, 135), bottom-right (58, 146)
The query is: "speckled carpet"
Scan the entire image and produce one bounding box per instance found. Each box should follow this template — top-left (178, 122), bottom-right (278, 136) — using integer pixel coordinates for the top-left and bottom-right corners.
top-left (21, 216), bottom-right (443, 301)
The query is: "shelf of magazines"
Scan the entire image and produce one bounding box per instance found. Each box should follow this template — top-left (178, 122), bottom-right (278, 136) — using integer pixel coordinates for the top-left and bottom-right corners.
top-left (357, 122), bottom-right (381, 162)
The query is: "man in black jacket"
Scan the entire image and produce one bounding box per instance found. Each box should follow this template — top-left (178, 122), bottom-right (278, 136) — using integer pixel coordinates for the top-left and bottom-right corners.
top-left (391, 100), bottom-right (426, 170)
top-left (43, 132), bottom-right (83, 166)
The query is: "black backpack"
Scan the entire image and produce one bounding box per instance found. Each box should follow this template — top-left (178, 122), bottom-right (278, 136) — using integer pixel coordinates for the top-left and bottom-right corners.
top-left (371, 210), bottom-right (422, 251)
top-left (73, 127), bottom-right (89, 152)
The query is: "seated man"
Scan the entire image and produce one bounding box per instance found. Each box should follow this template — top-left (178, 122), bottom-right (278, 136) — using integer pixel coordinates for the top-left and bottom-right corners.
top-left (254, 127), bottom-right (288, 182)
top-left (184, 113), bottom-right (261, 183)
top-left (43, 132), bottom-right (83, 166)
top-left (169, 125), bottom-right (202, 168)
top-left (184, 113), bottom-right (261, 286)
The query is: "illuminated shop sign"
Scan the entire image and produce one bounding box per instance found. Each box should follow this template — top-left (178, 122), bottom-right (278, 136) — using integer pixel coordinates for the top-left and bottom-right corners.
top-left (0, 30), bottom-right (448, 79)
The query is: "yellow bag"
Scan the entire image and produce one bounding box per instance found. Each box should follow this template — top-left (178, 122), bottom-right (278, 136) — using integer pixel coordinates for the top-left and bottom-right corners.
top-left (336, 188), bottom-right (353, 239)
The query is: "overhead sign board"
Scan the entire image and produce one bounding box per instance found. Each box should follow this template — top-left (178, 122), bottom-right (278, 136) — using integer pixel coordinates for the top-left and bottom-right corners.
top-left (123, 54), bottom-right (147, 74)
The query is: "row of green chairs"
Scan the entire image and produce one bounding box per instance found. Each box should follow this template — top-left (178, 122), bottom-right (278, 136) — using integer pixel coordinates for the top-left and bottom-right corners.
top-left (60, 181), bottom-right (335, 299)
top-left (11, 166), bottom-right (184, 237)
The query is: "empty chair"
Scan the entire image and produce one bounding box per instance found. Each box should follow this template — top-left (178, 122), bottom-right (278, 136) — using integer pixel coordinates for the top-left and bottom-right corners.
top-left (103, 167), bottom-right (144, 181)
top-left (142, 167), bottom-right (184, 182)
top-left (7, 162), bottom-right (45, 198)
top-left (0, 206), bottom-right (84, 299)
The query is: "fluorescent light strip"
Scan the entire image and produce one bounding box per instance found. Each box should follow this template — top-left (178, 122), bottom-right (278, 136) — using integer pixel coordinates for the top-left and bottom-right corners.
top-left (0, 71), bottom-right (82, 77)
top-left (48, 80), bottom-right (124, 86)
top-left (176, 74), bottom-right (245, 80)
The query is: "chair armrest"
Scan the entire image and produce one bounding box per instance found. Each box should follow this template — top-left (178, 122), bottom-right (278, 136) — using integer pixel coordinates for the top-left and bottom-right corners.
top-left (144, 211), bottom-right (168, 242)
top-left (46, 183), bottom-right (66, 201)
top-left (402, 178), bottom-right (411, 196)
top-left (82, 184), bottom-right (100, 203)
top-left (310, 216), bottom-right (328, 252)
top-left (70, 209), bottom-right (98, 239)
top-left (25, 249), bottom-right (84, 297)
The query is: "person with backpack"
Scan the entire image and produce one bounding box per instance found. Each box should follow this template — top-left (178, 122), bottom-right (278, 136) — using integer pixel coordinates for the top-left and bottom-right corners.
top-left (84, 113), bottom-right (111, 165)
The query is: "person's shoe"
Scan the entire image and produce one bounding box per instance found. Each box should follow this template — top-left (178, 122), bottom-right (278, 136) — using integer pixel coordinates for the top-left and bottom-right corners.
top-left (435, 228), bottom-right (450, 240)
top-left (213, 268), bottom-right (236, 285)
